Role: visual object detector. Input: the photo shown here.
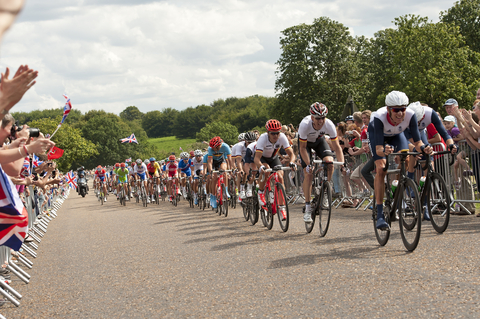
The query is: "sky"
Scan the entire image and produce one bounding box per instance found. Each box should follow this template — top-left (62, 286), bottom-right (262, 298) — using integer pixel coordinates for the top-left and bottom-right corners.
top-left (0, 0), bottom-right (457, 115)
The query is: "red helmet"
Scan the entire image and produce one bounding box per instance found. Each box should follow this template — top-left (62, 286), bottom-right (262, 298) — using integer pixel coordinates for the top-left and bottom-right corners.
top-left (189, 151), bottom-right (194, 157)
top-left (265, 119), bottom-right (282, 132)
top-left (120, 163), bottom-right (126, 168)
top-left (115, 163), bottom-right (120, 168)
top-left (131, 162), bottom-right (135, 167)
top-left (310, 102), bottom-right (328, 117)
top-left (168, 155), bottom-right (176, 161)
top-left (209, 136), bottom-right (223, 148)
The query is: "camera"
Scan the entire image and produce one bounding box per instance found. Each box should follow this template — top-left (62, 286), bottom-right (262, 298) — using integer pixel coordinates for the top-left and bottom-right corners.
top-left (10, 122), bottom-right (40, 139)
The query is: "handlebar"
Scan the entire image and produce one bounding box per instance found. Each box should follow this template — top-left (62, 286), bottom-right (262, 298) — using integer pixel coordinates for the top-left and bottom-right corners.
top-left (384, 150), bottom-right (419, 171)
top-left (313, 159), bottom-right (344, 166)
top-left (212, 169), bottom-right (232, 174)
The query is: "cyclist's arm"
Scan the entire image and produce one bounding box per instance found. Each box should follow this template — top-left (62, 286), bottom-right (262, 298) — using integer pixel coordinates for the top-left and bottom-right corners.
top-left (330, 138), bottom-right (344, 163)
top-left (207, 156), bottom-right (213, 172)
top-left (226, 154), bottom-right (233, 170)
top-left (285, 146), bottom-right (295, 164)
top-left (254, 150), bottom-right (263, 170)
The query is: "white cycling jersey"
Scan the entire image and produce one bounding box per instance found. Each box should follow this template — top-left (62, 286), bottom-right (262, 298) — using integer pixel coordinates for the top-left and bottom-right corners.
top-left (298, 116), bottom-right (337, 142)
top-left (191, 157), bottom-right (204, 174)
top-left (255, 132), bottom-right (291, 158)
top-left (134, 163), bottom-right (147, 174)
top-left (370, 106), bottom-right (415, 137)
top-left (232, 141), bottom-right (247, 159)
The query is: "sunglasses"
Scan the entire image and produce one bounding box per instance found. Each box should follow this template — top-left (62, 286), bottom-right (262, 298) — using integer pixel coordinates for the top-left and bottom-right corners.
top-left (313, 116), bottom-right (325, 120)
top-left (269, 132), bottom-right (280, 135)
top-left (389, 107), bottom-right (406, 113)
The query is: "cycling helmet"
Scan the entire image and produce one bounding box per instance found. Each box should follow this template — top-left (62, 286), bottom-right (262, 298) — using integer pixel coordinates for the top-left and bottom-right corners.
top-left (244, 131), bottom-right (256, 142)
top-left (159, 160), bottom-right (165, 165)
top-left (385, 90), bottom-right (409, 107)
top-left (131, 162), bottom-right (135, 167)
top-left (96, 165), bottom-right (102, 170)
top-left (310, 102), bottom-right (328, 117)
top-left (209, 136), bottom-right (223, 148)
top-left (150, 157), bottom-right (156, 162)
top-left (120, 163), bottom-right (126, 168)
top-left (136, 158), bottom-right (142, 164)
top-left (265, 119), bottom-right (282, 132)
top-left (168, 155), bottom-right (176, 161)
top-left (189, 151), bottom-right (194, 157)
top-left (408, 101), bottom-right (425, 122)
top-left (180, 152), bottom-right (189, 159)
top-left (194, 149), bottom-right (203, 156)
top-left (238, 133), bottom-right (246, 141)
top-left (345, 115), bottom-right (354, 122)
top-left (115, 163), bottom-right (120, 168)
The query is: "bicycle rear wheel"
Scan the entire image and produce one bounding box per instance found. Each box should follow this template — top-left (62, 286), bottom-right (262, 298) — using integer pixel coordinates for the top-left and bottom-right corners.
top-left (427, 172), bottom-right (450, 233)
top-left (398, 178), bottom-right (422, 251)
top-left (249, 198), bottom-right (259, 225)
top-left (275, 183), bottom-right (289, 232)
top-left (318, 181), bottom-right (332, 237)
top-left (305, 195), bottom-right (318, 234)
top-left (222, 184), bottom-right (228, 217)
top-left (242, 202), bottom-right (250, 221)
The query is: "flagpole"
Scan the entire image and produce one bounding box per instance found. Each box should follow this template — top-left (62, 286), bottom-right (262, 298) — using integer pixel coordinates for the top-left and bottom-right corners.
top-left (49, 124), bottom-right (61, 139)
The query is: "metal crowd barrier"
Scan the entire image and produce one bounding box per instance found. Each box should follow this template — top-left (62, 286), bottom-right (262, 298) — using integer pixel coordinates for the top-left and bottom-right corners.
top-left (0, 184), bottom-right (70, 315)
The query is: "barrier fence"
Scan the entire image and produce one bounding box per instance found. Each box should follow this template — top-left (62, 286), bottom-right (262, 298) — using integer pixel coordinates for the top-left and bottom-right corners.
top-left (0, 184), bottom-right (70, 316)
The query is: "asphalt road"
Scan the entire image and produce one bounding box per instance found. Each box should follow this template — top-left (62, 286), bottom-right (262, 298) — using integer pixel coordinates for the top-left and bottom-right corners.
top-left (2, 190), bottom-right (480, 318)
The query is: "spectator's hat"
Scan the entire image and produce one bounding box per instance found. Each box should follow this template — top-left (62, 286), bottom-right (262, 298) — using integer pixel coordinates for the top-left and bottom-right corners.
top-left (443, 115), bottom-right (455, 122)
top-left (444, 98), bottom-right (458, 106)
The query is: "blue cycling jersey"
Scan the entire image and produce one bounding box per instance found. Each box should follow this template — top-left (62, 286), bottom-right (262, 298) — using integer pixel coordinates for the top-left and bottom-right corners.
top-left (178, 159), bottom-right (192, 172)
top-left (207, 143), bottom-right (231, 161)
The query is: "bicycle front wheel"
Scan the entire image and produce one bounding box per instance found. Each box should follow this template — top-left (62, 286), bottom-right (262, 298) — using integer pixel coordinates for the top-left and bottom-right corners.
top-left (249, 198), bottom-right (259, 225)
top-left (222, 184), bottom-right (229, 217)
top-left (372, 193), bottom-right (391, 246)
top-left (275, 183), bottom-right (289, 232)
top-left (427, 172), bottom-right (450, 233)
top-left (318, 181), bottom-right (332, 237)
top-left (398, 178), bottom-right (422, 251)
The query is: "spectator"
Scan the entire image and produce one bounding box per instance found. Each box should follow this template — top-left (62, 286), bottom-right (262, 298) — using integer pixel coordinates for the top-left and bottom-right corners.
top-left (444, 98), bottom-right (459, 126)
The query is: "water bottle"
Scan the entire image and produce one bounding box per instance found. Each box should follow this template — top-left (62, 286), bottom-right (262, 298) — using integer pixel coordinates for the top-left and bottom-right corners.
top-left (391, 180), bottom-right (398, 195)
top-left (418, 176), bottom-right (426, 191)
top-left (269, 191), bottom-right (274, 204)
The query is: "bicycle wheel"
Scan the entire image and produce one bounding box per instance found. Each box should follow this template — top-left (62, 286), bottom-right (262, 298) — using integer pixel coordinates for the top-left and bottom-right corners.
top-left (372, 193), bottom-right (391, 246)
top-left (222, 184), bottom-right (229, 217)
top-left (249, 198), bottom-right (259, 225)
top-left (142, 186), bottom-right (147, 207)
top-left (275, 183), bottom-right (289, 232)
top-left (318, 181), bottom-right (332, 237)
top-left (427, 172), bottom-right (450, 233)
top-left (100, 191), bottom-right (104, 205)
top-left (305, 196), bottom-right (317, 233)
top-left (230, 180), bottom-right (237, 209)
top-left (242, 201), bottom-right (250, 221)
top-left (398, 178), bottom-right (422, 251)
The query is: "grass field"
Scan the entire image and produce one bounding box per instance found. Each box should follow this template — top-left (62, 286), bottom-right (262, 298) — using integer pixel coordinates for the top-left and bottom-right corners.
top-left (149, 136), bottom-right (203, 158)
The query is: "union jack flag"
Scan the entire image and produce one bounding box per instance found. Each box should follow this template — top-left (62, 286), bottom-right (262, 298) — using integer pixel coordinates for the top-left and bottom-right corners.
top-left (0, 165), bottom-right (28, 251)
top-left (32, 154), bottom-right (43, 168)
top-left (120, 134), bottom-right (138, 144)
top-left (61, 94), bottom-right (72, 124)
top-left (21, 157), bottom-right (30, 177)
top-left (126, 158), bottom-right (132, 163)
top-left (66, 171), bottom-right (77, 189)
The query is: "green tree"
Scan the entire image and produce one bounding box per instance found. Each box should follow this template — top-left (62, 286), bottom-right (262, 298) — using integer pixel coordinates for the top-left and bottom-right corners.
top-left (441, 0), bottom-right (480, 53)
top-left (364, 15), bottom-right (480, 111)
top-left (275, 17), bottom-right (360, 124)
top-left (172, 105), bottom-right (213, 139)
top-left (119, 106), bottom-right (144, 122)
top-left (27, 117), bottom-right (98, 171)
top-left (196, 121), bottom-right (239, 146)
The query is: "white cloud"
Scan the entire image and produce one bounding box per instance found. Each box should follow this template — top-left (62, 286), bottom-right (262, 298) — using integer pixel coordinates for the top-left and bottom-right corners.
top-left (0, 0), bottom-right (456, 115)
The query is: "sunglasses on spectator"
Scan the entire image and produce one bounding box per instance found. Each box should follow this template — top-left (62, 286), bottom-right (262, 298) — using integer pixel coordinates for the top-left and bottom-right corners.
top-left (269, 132), bottom-right (280, 135)
top-left (389, 107), bottom-right (406, 113)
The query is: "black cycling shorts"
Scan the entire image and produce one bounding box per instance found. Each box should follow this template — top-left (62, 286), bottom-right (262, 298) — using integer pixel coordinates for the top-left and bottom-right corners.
top-left (298, 137), bottom-right (334, 168)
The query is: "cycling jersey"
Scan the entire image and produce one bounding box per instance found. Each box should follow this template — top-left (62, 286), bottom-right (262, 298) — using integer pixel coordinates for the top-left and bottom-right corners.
top-left (404, 106), bottom-right (451, 142)
top-left (128, 167), bottom-right (135, 175)
top-left (116, 168), bottom-right (129, 182)
top-left (255, 132), bottom-right (291, 158)
top-left (207, 143), bottom-right (231, 161)
top-left (95, 169), bottom-right (107, 181)
top-left (178, 158), bottom-right (192, 177)
top-left (134, 163), bottom-right (147, 174)
top-left (232, 141), bottom-right (247, 159)
top-left (298, 116), bottom-right (337, 142)
top-left (165, 161), bottom-right (178, 177)
top-left (244, 141), bottom-right (257, 164)
top-left (192, 157), bottom-right (204, 177)
top-left (147, 162), bottom-right (160, 175)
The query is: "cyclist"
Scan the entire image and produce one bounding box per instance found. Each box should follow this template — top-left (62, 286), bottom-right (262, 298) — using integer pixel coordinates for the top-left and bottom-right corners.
top-left (94, 165), bottom-right (108, 202)
top-left (116, 163), bottom-right (130, 201)
top-left (128, 162), bottom-right (136, 198)
top-left (192, 149), bottom-right (204, 205)
top-left (147, 157), bottom-right (161, 202)
top-left (178, 152), bottom-right (193, 199)
top-left (189, 151), bottom-right (195, 161)
top-left (231, 133), bottom-right (247, 201)
top-left (207, 136), bottom-right (233, 208)
top-left (369, 90), bottom-right (432, 230)
top-left (134, 158), bottom-right (150, 203)
top-left (243, 131), bottom-right (258, 198)
top-left (299, 102), bottom-right (345, 223)
top-left (254, 119), bottom-right (296, 220)
top-left (166, 154), bottom-right (180, 201)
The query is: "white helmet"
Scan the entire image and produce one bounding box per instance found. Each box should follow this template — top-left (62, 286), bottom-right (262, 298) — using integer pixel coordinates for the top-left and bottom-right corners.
top-left (238, 133), bottom-right (246, 141)
top-left (136, 158), bottom-right (142, 164)
top-left (180, 152), bottom-right (189, 159)
top-left (194, 149), bottom-right (203, 156)
top-left (385, 91), bottom-right (409, 107)
top-left (408, 101), bottom-right (425, 122)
